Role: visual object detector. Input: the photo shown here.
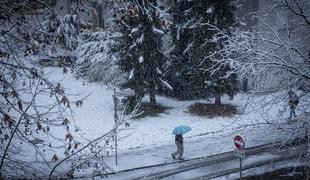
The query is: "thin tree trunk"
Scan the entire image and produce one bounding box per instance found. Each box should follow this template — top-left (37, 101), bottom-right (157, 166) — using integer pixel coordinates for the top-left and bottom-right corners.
top-left (149, 80), bottom-right (156, 106)
top-left (149, 90), bottom-right (156, 106)
top-left (215, 91), bottom-right (221, 105)
top-left (92, 2), bottom-right (99, 32)
top-left (97, 3), bottom-right (104, 29)
top-left (242, 78), bottom-right (248, 92)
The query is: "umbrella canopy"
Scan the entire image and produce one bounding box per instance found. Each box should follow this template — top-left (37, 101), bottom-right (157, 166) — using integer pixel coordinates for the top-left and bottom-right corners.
top-left (172, 125), bottom-right (192, 135)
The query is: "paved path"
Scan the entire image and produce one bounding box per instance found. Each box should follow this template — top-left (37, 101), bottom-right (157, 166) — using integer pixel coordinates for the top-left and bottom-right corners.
top-left (103, 122), bottom-right (289, 173)
top-left (106, 142), bottom-right (305, 180)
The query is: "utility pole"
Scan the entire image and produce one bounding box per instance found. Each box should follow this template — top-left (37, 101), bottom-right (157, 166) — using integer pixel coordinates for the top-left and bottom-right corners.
top-left (112, 88), bottom-right (118, 165)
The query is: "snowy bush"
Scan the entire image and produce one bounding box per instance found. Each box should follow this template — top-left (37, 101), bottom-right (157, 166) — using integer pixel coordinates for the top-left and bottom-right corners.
top-left (75, 31), bottom-right (125, 85)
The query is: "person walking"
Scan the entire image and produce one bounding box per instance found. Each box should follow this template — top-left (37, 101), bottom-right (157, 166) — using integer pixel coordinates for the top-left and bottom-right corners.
top-left (288, 90), bottom-right (299, 119)
top-left (171, 134), bottom-right (184, 160)
top-left (171, 125), bottom-right (191, 160)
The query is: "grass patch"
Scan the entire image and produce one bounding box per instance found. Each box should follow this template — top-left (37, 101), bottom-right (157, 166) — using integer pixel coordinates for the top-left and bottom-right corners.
top-left (188, 103), bottom-right (237, 117)
top-left (133, 102), bottom-right (170, 119)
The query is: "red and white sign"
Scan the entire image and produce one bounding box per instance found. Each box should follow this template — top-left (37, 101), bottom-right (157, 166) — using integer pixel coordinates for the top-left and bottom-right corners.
top-left (234, 135), bottom-right (245, 150)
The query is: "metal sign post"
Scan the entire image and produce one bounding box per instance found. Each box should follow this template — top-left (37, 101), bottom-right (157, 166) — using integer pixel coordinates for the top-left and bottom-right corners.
top-left (234, 148), bottom-right (245, 180)
top-left (240, 157), bottom-right (242, 180)
top-left (113, 88), bottom-right (119, 165)
top-left (112, 88), bottom-right (135, 166)
top-left (234, 135), bottom-right (245, 180)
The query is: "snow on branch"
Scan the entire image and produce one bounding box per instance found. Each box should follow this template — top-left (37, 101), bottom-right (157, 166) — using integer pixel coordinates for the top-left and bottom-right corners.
top-left (152, 27), bottom-right (164, 35)
top-left (160, 78), bottom-right (173, 91)
top-left (75, 31), bottom-right (125, 86)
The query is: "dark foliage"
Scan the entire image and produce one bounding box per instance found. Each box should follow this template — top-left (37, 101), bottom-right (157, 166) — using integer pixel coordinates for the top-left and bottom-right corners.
top-left (133, 102), bottom-right (170, 119)
top-left (166, 0), bottom-right (239, 101)
top-left (188, 103), bottom-right (237, 117)
top-left (114, 0), bottom-right (167, 106)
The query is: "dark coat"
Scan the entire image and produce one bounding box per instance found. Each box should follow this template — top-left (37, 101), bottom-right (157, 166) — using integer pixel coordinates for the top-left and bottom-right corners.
top-left (175, 135), bottom-right (183, 143)
top-left (289, 91), bottom-right (299, 108)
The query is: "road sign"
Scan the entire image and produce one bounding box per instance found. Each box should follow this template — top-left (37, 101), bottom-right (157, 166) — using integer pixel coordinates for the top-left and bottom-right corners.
top-left (234, 135), bottom-right (245, 180)
top-left (234, 135), bottom-right (245, 150)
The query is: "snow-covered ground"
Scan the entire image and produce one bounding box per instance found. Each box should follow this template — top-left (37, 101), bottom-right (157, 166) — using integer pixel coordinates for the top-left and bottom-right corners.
top-left (13, 67), bottom-right (305, 177)
top-left (42, 67), bottom-right (290, 153)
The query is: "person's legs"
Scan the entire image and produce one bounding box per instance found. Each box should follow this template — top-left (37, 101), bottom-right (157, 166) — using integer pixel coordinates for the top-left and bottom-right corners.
top-left (177, 142), bottom-right (184, 160)
top-left (171, 151), bottom-right (177, 159)
top-left (171, 141), bottom-right (179, 159)
top-left (292, 107), bottom-right (297, 117)
top-left (290, 107), bottom-right (293, 119)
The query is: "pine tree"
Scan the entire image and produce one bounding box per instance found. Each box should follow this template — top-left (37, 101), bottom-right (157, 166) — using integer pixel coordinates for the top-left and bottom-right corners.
top-left (168, 0), bottom-right (238, 102)
top-left (115, 0), bottom-right (167, 106)
top-left (205, 0), bottom-right (238, 104)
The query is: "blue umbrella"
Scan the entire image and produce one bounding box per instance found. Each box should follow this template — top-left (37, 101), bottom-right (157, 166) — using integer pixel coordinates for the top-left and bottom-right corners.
top-left (172, 125), bottom-right (192, 135)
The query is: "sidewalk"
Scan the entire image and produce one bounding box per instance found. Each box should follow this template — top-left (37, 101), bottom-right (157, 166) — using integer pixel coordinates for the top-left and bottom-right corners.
top-left (106, 142), bottom-right (305, 180)
top-left (103, 123), bottom-right (286, 173)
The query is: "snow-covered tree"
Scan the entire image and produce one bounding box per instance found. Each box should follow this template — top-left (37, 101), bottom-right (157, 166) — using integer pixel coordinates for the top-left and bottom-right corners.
top-left (207, 0), bottom-right (310, 153)
top-left (167, 0), bottom-right (238, 102)
top-left (75, 31), bottom-right (125, 86)
top-left (42, 8), bottom-right (81, 50)
top-left (207, 0), bottom-right (310, 96)
top-left (114, 0), bottom-right (169, 106)
top-left (0, 1), bottom-right (135, 178)
top-left (0, 1), bottom-right (82, 177)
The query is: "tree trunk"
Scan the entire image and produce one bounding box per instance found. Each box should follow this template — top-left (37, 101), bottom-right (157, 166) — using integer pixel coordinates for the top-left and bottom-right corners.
top-left (149, 79), bottom-right (157, 106)
top-left (242, 78), bottom-right (248, 92)
top-left (215, 92), bottom-right (221, 105)
top-left (92, 2), bottom-right (99, 31)
top-left (97, 3), bottom-right (104, 29)
top-left (149, 91), bottom-right (156, 106)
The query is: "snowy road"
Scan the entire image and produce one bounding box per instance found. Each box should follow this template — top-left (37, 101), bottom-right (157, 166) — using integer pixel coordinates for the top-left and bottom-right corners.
top-left (106, 142), bottom-right (305, 180)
